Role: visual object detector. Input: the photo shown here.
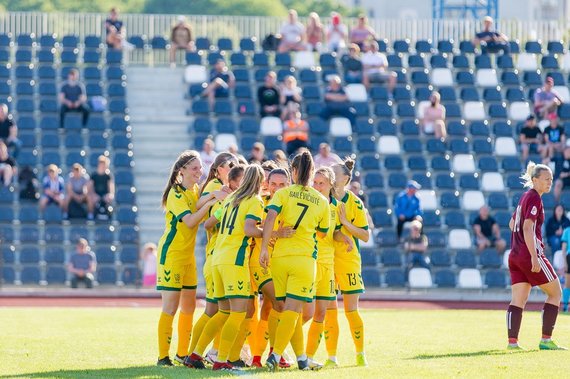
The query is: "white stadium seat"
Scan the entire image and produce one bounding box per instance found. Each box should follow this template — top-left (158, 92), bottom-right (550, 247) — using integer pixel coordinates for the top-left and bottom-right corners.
top-left (462, 190), bottom-right (485, 211)
top-left (476, 69), bottom-right (498, 87)
top-left (214, 134), bottom-right (237, 152)
top-left (417, 101), bottom-right (430, 119)
top-left (377, 136), bottom-right (401, 154)
top-left (553, 250), bottom-right (565, 272)
top-left (345, 84), bottom-right (368, 102)
top-left (417, 190), bottom-right (437, 211)
top-left (503, 249), bottom-right (510, 269)
top-left (481, 172), bottom-right (505, 192)
top-left (554, 86), bottom-right (570, 103)
top-left (448, 229), bottom-right (472, 250)
top-left (329, 117), bottom-right (352, 137)
top-left (562, 52), bottom-right (570, 72)
top-left (508, 102), bottom-right (531, 121)
top-left (516, 53), bottom-right (538, 71)
top-left (463, 101), bottom-right (486, 121)
top-left (538, 119), bottom-right (550, 132)
top-left (260, 117), bottom-right (282, 136)
top-left (293, 51), bottom-right (316, 69)
top-left (452, 154), bottom-right (476, 173)
top-left (494, 137), bottom-right (518, 156)
top-left (458, 268), bottom-right (483, 289)
top-left (408, 268), bottom-right (433, 288)
top-left (184, 65), bottom-right (207, 84)
top-left (430, 68), bottom-right (453, 86)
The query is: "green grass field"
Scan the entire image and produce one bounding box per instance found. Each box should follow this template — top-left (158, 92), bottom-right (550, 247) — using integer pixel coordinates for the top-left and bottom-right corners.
top-left (1, 307), bottom-right (570, 378)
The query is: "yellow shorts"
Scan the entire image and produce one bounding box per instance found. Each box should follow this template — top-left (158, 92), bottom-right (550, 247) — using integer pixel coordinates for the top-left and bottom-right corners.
top-left (156, 253), bottom-right (197, 291)
top-left (272, 255), bottom-right (315, 303)
top-left (314, 264), bottom-right (336, 300)
top-left (250, 264), bottom-right (273, 293)
top-left (335, 260), bottom-right (365, 294)
top-left (203, 259), bottom-right (216, 303)
top-left (212, 264), bottom-right (252, 300)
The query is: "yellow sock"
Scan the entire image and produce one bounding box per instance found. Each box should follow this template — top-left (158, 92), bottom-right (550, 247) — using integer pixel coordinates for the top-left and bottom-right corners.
top-left (273, 310), bottom-right (299, 356)
top-left (345, 310), bottom-right (364, 353)
top-left (229, 317), bottom-right (253, 362)
top-left (268, 308), bottom-right (280, 348)
top-left (176, 312), bottom-right (193, 357)
top-left (247, 298), bottom-right (260, 348)
top-left (217, 311), bottom-right (247, 362)
top-left (157, 312), bottom-right (174, 359)
top-left (194, 310), bottom-right (229, 356)
top-left (305, 320), bottom-right (324, 359)
top-left (252, 319), bottom-right (269, 356)
top-left (289, 314), bottom-right (304, 357)
top-left (189, 313), bottom-right (210, 354)
top-left (324, 309), bottom-right (339, 357)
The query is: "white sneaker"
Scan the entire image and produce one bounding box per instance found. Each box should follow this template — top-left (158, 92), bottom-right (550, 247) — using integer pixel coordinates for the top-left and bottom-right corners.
top-left (205, 349), bottom-right (218, 365)
top-left (240, 344), bottom-right (252, 366)
top-left (308, 358), bottom-right (324, 370)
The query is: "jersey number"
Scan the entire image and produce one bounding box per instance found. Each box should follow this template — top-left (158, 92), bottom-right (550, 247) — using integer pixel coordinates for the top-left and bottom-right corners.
top-left (347, 273), bottom-right (357, 286)
top-left (221, 204), bottom-right (239, 235)
top-left (294, 203), bottom-right (309, 230)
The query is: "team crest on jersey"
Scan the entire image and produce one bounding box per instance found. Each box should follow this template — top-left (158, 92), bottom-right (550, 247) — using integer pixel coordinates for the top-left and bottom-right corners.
top-left (531, 206), bottom-right (537, 215)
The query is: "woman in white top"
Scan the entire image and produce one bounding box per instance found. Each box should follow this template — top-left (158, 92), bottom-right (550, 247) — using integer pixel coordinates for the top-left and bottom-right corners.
top-left (280, 75), bottom-right (303, 120)
top-left (421, 91), bottom-right (447, 140)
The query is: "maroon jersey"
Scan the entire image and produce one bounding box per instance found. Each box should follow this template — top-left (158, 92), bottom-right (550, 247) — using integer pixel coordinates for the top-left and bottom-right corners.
top-left (510, 189), bottom-right (545, 258)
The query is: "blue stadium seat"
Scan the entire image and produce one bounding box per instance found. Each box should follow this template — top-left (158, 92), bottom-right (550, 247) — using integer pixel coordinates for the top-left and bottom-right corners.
top-left (470, 121), bottom-right (490, 136)
top-left (65, 133), bottom-right (83, 148)
top-left (493, 121), bottom-right (514, 137)
top-left (119, 227), bottom-right (139, 244)
top-left (110, 117), bottom-right (129, 131)
top-left (541, 55), bottom-right (559, 70)
top-left (16, 99), bottom-right (34, 113)
top-left (430, 250), bottom-right (451, 267)
top-left (440, 192), bottom-right (459, 209)
top-left (547, 41), bottom-right (564, 54)
top-left (62, 35), bottom-right (79, 49)
top-left (435, 270), bottom-right (456, 287)
top-left (195, 37), bottom-right (211, 50)
top-left (412, 173), bottom-right (432, 189)
top-left (506, 174), bottom-right (523, 190)
top-left (360, 268), bottom-right (380, 287)
top-left (488, 103), bottom-right (507, 119)
top-left (509, 40), bottom-right (521, 54)
top-left (216, 118), bottom-right (236, 134)
top-left (95, 226), bottom-right (114, 243)
top-left (523, 71), bottom-right (542, 86)
top-left (438, 87), bottom-right (456, 102)
top-left (83, 50), bottom-right (101, 64)
top-left (455, 250), bottom-right (477, 268)
top-left (415, 87), bottom-right (432, 101)
top-left (496, 54), bottom-right (514, 69)
top-left (20, 266), bottom-right (41, 284)
top-left (381, 249), bottom-right (402, 266)
top-left (61, 50), bottom-right (78, 63)
top-left (229, 52), bottom-right (247, 66)
top-left (478, 156), bottom-right (499, 172)
top-left (459, 40), bottom-right (475, 54)
top-left (15, 50), bottom-right (32, 63)
top-left (364, 172), bottom-right (384, 189)
top-left (109, 99), bottom-right (127, 113)
top-left (121, 266), bottom-right (139, 285)
top-left (480, 249), bottom-right (502, 268)
top-left (460, 87), bottom-right (479, 101)
top-left (2, 245), bottom-right (15, 263)
top-left (19, 206), bottom-right (39, 223)
top-left (445, 211), bottom-right (465, 228)
top-left (376, 231), bottom-right (398, 248)
top-left (388, 173), bottom-right (407, 189)
top-left (107, 67), bottom-right (125, 82)
top-left (370, 86), bottom-right (388, 101)
top-left (357, 137), bottom-right (376, 153)
top-left (239, 37), bottom-right (255, 52)
top-left (459, 174), bottom-right (479, 190)
top-left (473, 139), bottom-right (493, 154)
top-left (17, 33), bottom-right (34, 47)
top-left (361, 248), bottom-right (378, 266)
top-left (452, 55), bottom-right (470, 69)
top-left (430, 155), bottom-right (450, 171)
top-left (449, 138), bottom-right (469, 154)
top-left (422, 211), bottom-right (441, 228)
top-left (352, 102), bottom-right (369, 117)
top-left (437, 40), bottom-right (453, 53)
top-left (524, 41), bottom-right (542, 54)
top-left (0, 186), bottom-right (14, 203)
top-left (361, 154), bottom-right (381, 171)
top-left (106, 50), bottom-right (123, 65)
top-left (387, 54), bottom-right (403, 68)
top-left (367, 190), bottom-right (388, 209)
top-left (435, 173), bottom-right (455, 189)
top-left (495, 211), bottom-right (512, 227)
top-left (20, 246), bottom-right (40, 264)
top-left (393, 39), bottom-right (410, 53)
top-left (95, 245), bottom-right (116, 264)
top-left (384, 269), bottom-right (406, 287)
top-left (408, 155), bottom-right (427, 171)
top-left (119, 246), bottom-right (139, 264)
top-left (239, 118), bottom-right (259, 134)
top-left (43, 204), bottom-right (63, 223)
top-left (84, 35), bottom-right (102, 49)
top-left (374, 102), bottom-right (393, 117)
top-left (185, 52), bottom-right (202, 65)
top-left (430, 54), bottom-right (447, 68)
top-left (319, 53), bottom-right (336, 68)
top-left (236, 100), bottom-right (255, 115)
top-left (397, 103), bottom-right (416, 118)
top-left (98, 267), bottom-right (117, 284)
top-left (426, 139), bottom-right (446, 155)
top-left (299, 69), bottom-right (317, 83)
top-left (117, 207), bottom-right (137, 224)
top-left (116, 188), bottom-right (135, 205)
top-left (415, 39), bottom-right (433, 53)
top-left (46, 266), bottom-right (66, 284)
top-left (275, 53), bottom-right (291, 66)
top-left (485, 270), bottom-right (507, 288)
top-left (44, 226), bottom-right (64, 244)
top-left (17, 151), bottom-right (38, 166)
top-left (44, 246), bottom-right (65, 264)
top-left (217, 37), bottom-right (233, 51)
top-left (151, 36), bottom-right (167, 49)
top-left (115, 171), bottom-right (134, 187)
top-left (407, 54), bottom-right (425, 68)
top-left (456, 71), bottom-right (474, 85)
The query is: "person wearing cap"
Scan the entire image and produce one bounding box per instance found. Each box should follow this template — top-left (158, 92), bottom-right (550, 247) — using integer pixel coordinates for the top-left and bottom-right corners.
top-left (326, 12), bottom-right (347, 53)
top-left (543, 114), bottom-right (566, 162)
top-left (198, 59), bottom-right (235, 110)
top-left (65, 163), bottom-right (94, 220)
top-left (519, 114), bottom-right (545, 162)
top-left (169, 16), bottom-right (195, 67)
top-left (394, 180), bottom-right (424, 239)
top-left (534, 76), bottom-right (563, 119)
top-left (472, 16), bottom-right (510, 54)
top-left (314, 142), bottom-right (342, 169)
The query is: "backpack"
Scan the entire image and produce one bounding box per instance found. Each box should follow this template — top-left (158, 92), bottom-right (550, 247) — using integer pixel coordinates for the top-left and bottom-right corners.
top-left (18, 166), bottom-right (39, 201)
top-left (262, 34), bottom-right (280, 51)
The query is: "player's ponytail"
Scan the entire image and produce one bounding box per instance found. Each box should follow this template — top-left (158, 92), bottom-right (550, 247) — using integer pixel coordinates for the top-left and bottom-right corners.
top-left (161, 150), bottom-right (199, 208)
top-left (231, 164), bottom-right (264, 207)
top-left (333, 156), bottom-right (355, 186)
top-left (200, 152), bottom-right (237, 194)
top-left (520, 161), bottom-right (551, 189)
top-left (291, 150), bottom-right (314, 187)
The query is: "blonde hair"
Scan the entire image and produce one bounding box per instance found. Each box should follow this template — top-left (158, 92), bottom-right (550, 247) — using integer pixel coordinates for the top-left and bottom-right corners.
top-left (410, 220), bottom-right (423, 230)
top-left (315, 166), bottom-right (337, 199)
top-left (231, 164), bottom-right (264, 208)
top-left (520, 161), bottom-right (551, 189)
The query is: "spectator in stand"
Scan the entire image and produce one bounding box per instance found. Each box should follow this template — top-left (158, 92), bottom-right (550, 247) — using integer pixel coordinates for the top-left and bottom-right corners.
top-left (141, 242), bottom-right (158, 288)
top-left (546, 205), bottom-right (570, 253)
top-left (39, 164), bottom-right (65, 212)
top-left (394, 180), bottom-right (423, 239)
top-left (278, 9), bottom-right (306, 53)
top-left (248, 142), bottom-right (268, 164)
top-left (306, 12), bottom-right (324, 52)
top-left (361, 40), bottom-right (396, 93)
top-left (227, 143), bottom-right (247, 164)
top-left (519, 114), bottom-right (544, 162)
top-left (258, 71), bottom-right (280, 117)
top-left (199, 138), bottom-right (216, 180)
top-left (471, 16), bottom-right (510, 54)
top-left (326, 12), bottom-right (347, 53)
top-left (0, 103), bottom-right (21, 159)
top-left (320, 75), bottom-right (357, 126)
top-left (543, 113), bottom-right (566, 162)
top-left (88, 155), bottom-right (115, 213)
top-left (534, 76), bottom-right (563, 119)
top-left (404, 220), bottom-right (430, 270)
top-left (279, 75), bottom-right (302, 120)
top-left (472, 205), bottom-right (507, 254)
top-left (349, 14), bottom-right (377, 50)
top-left (282, 109), bottom-right (309, 156)
top-left (199, 59), bottom-right (235, 110)
top-left (0, 140), bottom-right (16, 187)
top-left (271, 149), bottom-right (289, 167)
top-left (314, 142), bottom-right (342, 168)
top-left (105, 8), bottom-right (134, 51)
top-left (68, 238), bottom-right (96, 289)
top-left (169, 16), bottom-right (195, 67)
top-left (65, 163), bottom-right (94, 220)
top-left (342, 43), bottom-right (363, 84)
top-left (420, 91), bottom-right (447, 140)
top-left (59, 69), bottom-right (90, 129)
top-left (554, 147), bottom-right (570, 202)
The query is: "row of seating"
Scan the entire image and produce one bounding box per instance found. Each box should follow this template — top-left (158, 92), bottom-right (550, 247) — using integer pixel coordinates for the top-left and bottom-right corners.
top-left (3, 242), bottom-right (139, 264)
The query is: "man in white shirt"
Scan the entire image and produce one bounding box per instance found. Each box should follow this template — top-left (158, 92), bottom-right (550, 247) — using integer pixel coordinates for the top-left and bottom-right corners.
top-left (361, 40), bottom-right (396, 92)
top-left (313, 143), bottom-right (342, 168)
top-left (278, 9), bottom-right (306, 52)
top-left (199, 138), bottom-right (216, 182)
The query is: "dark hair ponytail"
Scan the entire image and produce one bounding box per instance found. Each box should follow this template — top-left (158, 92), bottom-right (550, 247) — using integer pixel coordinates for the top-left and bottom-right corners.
top-left (333, 156), bottom-right (355, 186)
top-left (161, 150), bottom-right (200, 208)
top-left (291, 150), bottom-right (314, 187)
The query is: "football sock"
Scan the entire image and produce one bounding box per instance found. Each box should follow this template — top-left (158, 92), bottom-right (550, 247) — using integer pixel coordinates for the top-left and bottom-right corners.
top-left (305, 320), bottom-right (324, 358)
top-left (247, 297), bottom-right (260, 348)
top-left (194, 310), bottom-right (229, 356)
top-left (252, 319), bottom-right (269, 357)
top-left (324, 308), bottom-right (339, 357)
top-left (542, 303), bottom-right (559, 339)
top-left (217, 311), bottom-right (247, 363)
top-left (176, 312), bottom-right (193, 357)
top-left (158, 312), bottom-right (174, 359)
top-left (345, 310), bottom-right (364, 353)
top-left (188, 313), bottom-right (210, 354)
top-left (290, 313), bottom-right (305, 357)
top-left (273, 310), bottom-right (299, 356)
top-left (268, 308), bottom-right (280, 348)
top-left (506, 305), bottom-right (523, 342)
top-left (213, 330), bottom-right (221, 351)
top-left (229, 317), bottom-right (253, 362)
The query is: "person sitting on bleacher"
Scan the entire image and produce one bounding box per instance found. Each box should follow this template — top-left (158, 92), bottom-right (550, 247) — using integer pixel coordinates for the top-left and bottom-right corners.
top-left (279, 75), bottom-right (302, 120)
top-left (313, 142), bottom-right (341, 168)
top-left (65, 163), bottom-right (94, 220)
top-left (520, 114), bottom-right (545, 163)
top-left (248, 142), bottom-right (268, 164)
top-left (342, 43), bottom-right (363, 84)
top-left (472, 205), bottom-right (507, 254)
top-left (0, 103), bottom-right (22, 159)
top-left (545, 204), bottom-right (570, 254)
top-left (394, 180), bottom-right (423, 239)
top-left (105, 7), bottom-right (134, 51)
top-left (319, 75), bottom-right (357, 126)
top-left (534, 76), bottom-right (563, 120)
top-left (68, 238), bottom-right (97, 289)
top-left (258, 71), bottom-right (281, 117)
top-left (39, 164), bottom-right (65, 213)
top-left (0, 140), bottom-right (16, 187)
top-left (404, 220), bottom-right (430, 270)
top-left (88, 155), bottom-right (115, 218)
top-left (278, 9), bottom-right (306, 53)
top-left (349, 15), bottom-right (378, 51)
top-left (199, 138), bottom-right (217, 180)
top-left (199, 59), bottom-right (235, 110)
top-left (59, 68), bottom-right (90, 129)
top-left (326, 12), bottom-right (347, 53)
top-left (282, 109), bottom-right (309, 156)
top-left (543, 113), bottom-right (566, 163)
top-left (472, 16), bottom-right (510, 55)
top-left (169, 16), bottom-right (195, 68)
top-left (554, 147), bottom-right (570, 202)
top-left (420, 91), bottom-right (447, 140)
top-left (305, 12), bottom-right (324, 52)
top-left (361, 40), bottom-right (396, 93)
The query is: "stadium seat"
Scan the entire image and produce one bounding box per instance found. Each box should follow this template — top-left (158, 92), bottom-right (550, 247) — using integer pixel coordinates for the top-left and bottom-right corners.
top-left (430, 54), bottom-right (447, 68)
top-left (494, 137), bottom-right (518, 156)
top-left (431, 68), bottom-right (453, 86)
top-left (293, 51), bottom-right (315, 69)
top-left (376, 231), bottom-right (399, 247)
top-left (46, 266), bottom-right (67, 284)
top-left (45, 226), bottom-right (64, 244)
top-left (98, 267), bottom-right (117, 284)
top-left (496, 54), bottom-right (514, 69)
top-left (408, 268), bottom-right (433, 288)
top-left (480, 249), bottom-right (502, 269)
top-left (437, 40), bottom-right (454, 53)
top-left (460, 87), bottom-right (479, 102)
top-left (258, 117), bottom-right (281, 136)
top-left (416, 190), bottom-right (437, 211)
top-left (478, 156), bottom-right (499, 172)
top-left (430, 250), bottom-right (451, 267)
top-left (516, 53), bottom-right (538, 71)
top-left (508, 102), bottom-right (531, 121)
top-left (452, 154), bottom-right (476, 173)
top-left (184, 65), bottom-right (207, 84)
top-left (384, 269), bottom-right (406, 287)
top-left (448, 229), bottom-right (471, 250)
top-left (481, 172), bottom-right (505, 192)
top-left (458, 268), bottom-right (483, 289)
top-left (434, 270), bottom-right (456, 288)
top-left (462, 191), bottom-right (485, 211)
top-left (463, 101), bottom-right (486, 121)
top-left (20, 266), bottom-right (41, 284)
top-left (453, 55), bottom-right (470, 70)
top-left (485, 270), bottom-right (507, 288)
top-left (476, 69), bottom-right (498, 87)
top-left (377, 136), bottom-right (400, 155)
top-left (455, 250), bottom-right (477, 268)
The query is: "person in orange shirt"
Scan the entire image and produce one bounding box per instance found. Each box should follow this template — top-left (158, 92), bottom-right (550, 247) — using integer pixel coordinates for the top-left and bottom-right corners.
top-left (282, 110), bottom-right (309, 156)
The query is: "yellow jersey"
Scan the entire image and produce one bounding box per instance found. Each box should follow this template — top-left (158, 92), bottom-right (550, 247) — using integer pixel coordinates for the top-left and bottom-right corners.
top-left (317, 195), bottom-right (341, 267)
top-left (250, 195), bottom-right (272, 266)
top-left (157, 184), bottom-right (200, 265)
top-left (212, 194), bottom-right (264, 267)
top-left (201, 178), bottom-right (223, 261)
top-left (334, 190), bottom-right (369, 265)
top-left (267, 184), bottom-right (330, 259)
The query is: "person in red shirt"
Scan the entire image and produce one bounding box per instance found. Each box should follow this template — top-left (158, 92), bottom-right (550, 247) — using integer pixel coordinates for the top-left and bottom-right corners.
top-left (507, 162), bottom-right (565, 350)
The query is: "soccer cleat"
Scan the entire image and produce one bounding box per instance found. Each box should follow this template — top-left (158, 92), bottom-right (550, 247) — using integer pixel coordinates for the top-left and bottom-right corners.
top-left (212, 361), bottom-right (236, 371)
top-left (356, 353), bottom-right (368, 367)
top-left (251, 355), bottom-right (263, 368)
top-left (297, 359), bottom-right (310, 371)
top-left (279, 356), bottom-right (291, 368)
top-left (173, 354), bottom-right (186, 365)
top-left (156, 356), bottom-right (174, 366)
top-left (307, 358), bottom-right (324, 370)
top-left (205, 349), bottom-right (218, 365)
top-left (265, 353), bottom-right (279, 372)
top-left (229, 359), bottom-right (247, 368)
top-left (507, 344), bottom-right (525, 351)
top-left (539, 340), bottom-right (568, 350)
top-left (183, 353), bottom-right (206, 369)
top-left (324, 359), bottom-right (338, 368)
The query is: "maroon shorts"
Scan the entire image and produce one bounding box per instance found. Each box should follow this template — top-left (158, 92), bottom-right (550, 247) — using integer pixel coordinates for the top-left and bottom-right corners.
top-left (509, 252), bottom-right (558, 286)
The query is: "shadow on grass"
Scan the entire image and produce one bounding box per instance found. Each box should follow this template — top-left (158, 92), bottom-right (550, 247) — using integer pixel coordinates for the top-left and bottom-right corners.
top-left (410, 349), bottom-right (531, 360)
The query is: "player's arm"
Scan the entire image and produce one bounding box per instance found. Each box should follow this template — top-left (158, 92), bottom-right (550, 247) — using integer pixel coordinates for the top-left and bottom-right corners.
top-left (260, 209), bottom-right (278, 268)
top-left (180, 198), bottom-right (217, 229)
top-left (244, 218), bottom-right (263, 238)
top-left (197, 189), bottom-right (228, 209)
top-left (204, 215), bottom-right (219, 231)
top-left (338, 203), bottom-right (369, 242)
top-left (522, 218), bottom-right (540, 272)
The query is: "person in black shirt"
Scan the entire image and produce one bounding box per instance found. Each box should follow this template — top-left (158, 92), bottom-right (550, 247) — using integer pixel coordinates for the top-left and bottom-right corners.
top-left (319, 75), bottom-right (356, 126)
top-left (0, 140), bottom-right (15, 187)
top-left (199, 59), bottom-right (235, 110)
top-left (342, 43), bottom-right (363, 84)
top-left (88, 155), bottom-right (115, 209)
top-left (519, 114), bottom-right (544, 162)
top-left (554, 147), bottom-right (570, 201)
top-left (106, 7), bottom-right (125, 49)
top-left (472, 16), bottom-right (510, 54)
top-left (472, 205), bottom-right (506, 254)
top-left (543, 114), bottom-right (566, 162)
top-left (59, 69), bottom-right (90, 128)
top-left (0, 103), bottom-right (21, 159)
top-left (257, 71), bottom-right (280, 117)
top-left (545, 204), bottom-right (570, 253)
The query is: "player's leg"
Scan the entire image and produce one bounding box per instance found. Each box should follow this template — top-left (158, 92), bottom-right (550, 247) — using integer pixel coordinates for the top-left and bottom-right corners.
top-left (324, 299), bottom-right (339, 366)
top-left (157, 290), bottom-right (181, 365)
top-left (228, 297), bottom-right (255, 367)
top-left (214, 298), bottom-right (248, 369)
top-left (175, 288), bottom-right (196, 364)
top-left (344, 293), bottom-right (366, 366)
top-left (251, 296), bottom-right (272, 367)
top-left (507, 282), bottom-right (531, 349)
top-left (538, 275), bottom-right (565, 350)
top-left (306, 299), bottom-right (328, 367)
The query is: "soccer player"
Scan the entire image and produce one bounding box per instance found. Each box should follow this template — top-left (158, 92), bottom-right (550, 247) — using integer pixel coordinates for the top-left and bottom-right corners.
top-left (507, 162), bottom-right (565, 350)
top-left (260, 151), bottom-right (330, 371)
top-left (304, 167), bottom-right (341, 369)
top-left (156, 150), bottom-right (218, 366)
top-left (325, 158), bottom-right (370, 367)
